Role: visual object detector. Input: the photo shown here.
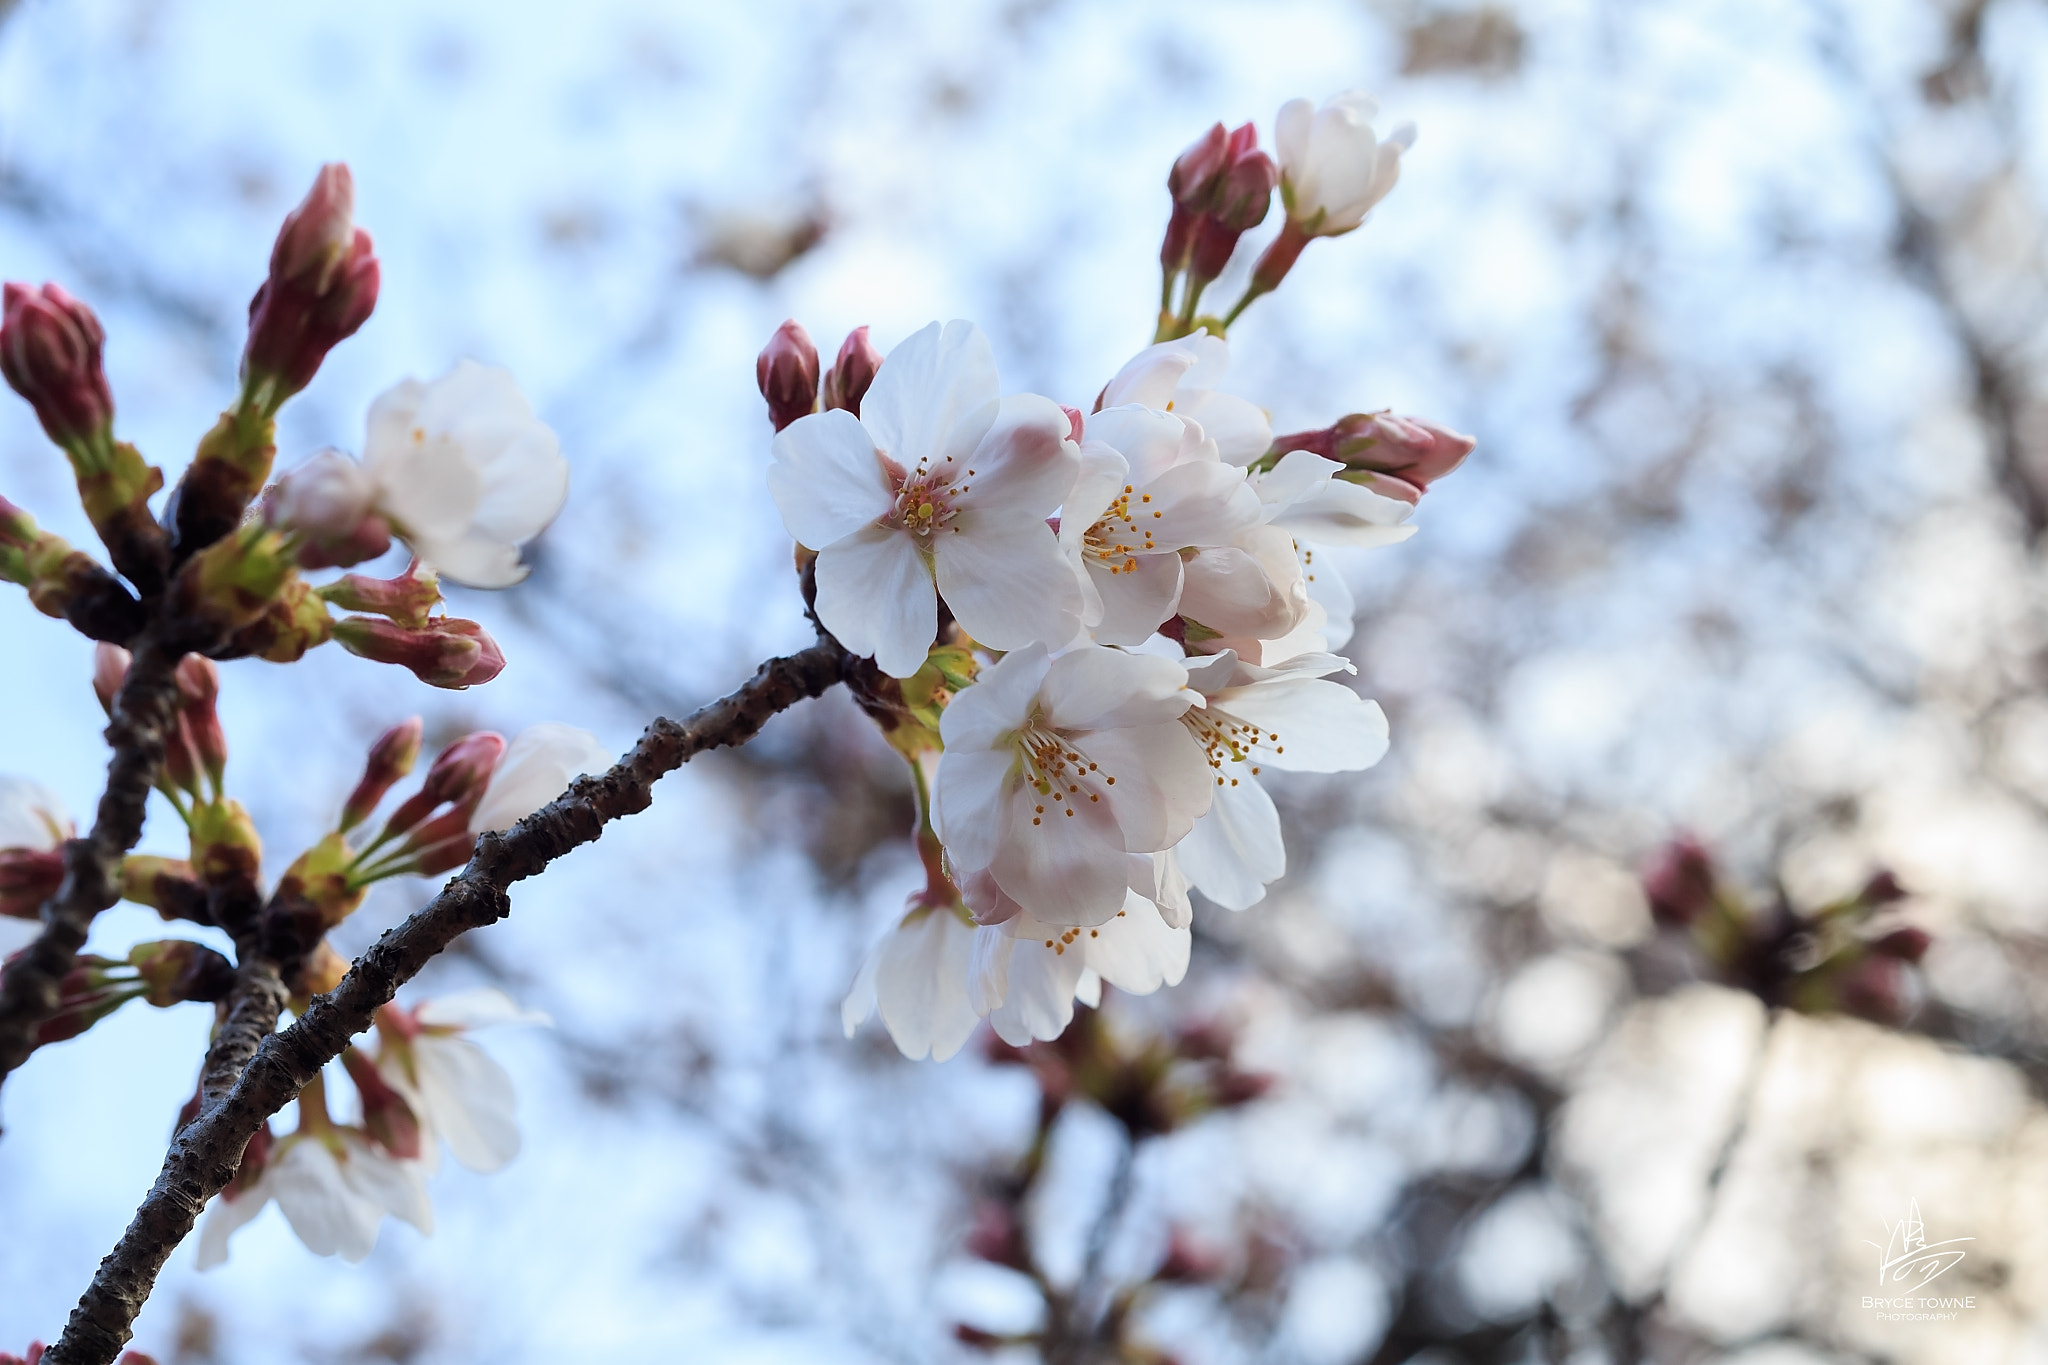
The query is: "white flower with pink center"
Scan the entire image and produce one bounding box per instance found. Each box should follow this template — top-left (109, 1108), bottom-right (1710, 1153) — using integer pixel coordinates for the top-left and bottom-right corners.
top-left (769, 320), bottom-right (1083, 677)
top-left (933, 643), bottom-right (1211, 928)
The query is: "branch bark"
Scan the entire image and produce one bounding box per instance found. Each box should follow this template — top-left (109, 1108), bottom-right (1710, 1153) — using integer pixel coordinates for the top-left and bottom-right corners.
top-left (0, 640), bottom-right (187, 1084)
top-left (43, 634), bottom-right (851, 1365)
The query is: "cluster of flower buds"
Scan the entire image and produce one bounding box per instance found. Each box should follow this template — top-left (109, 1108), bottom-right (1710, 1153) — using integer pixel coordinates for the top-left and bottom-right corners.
top-left (1150, 90), bottom-right (1415, 341)
top-left (241, 163), bottom-right (380, 412)
top-left (754, 319), bottom-right (883, 432)
top-left (197, 988), bottom-right (546, 1268)
top-left (763, 251), bottom-right (1466, 1055)
top-left (1640, 837), bottom-right (1931, 1024)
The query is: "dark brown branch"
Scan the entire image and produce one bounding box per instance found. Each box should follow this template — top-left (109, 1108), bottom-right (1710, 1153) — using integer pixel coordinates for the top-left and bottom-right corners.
top-left (44, 635), bottom-right (851, 1365)
top-left (0, 641), bottom-right (187, 1083)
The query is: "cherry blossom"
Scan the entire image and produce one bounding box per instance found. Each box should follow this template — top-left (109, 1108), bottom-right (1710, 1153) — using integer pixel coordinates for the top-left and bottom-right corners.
top-left (1275, 90), bottom-right (1416, 238)
top-left (768, 320), bottom-right (1083, 677)
top-left (1172, 650), bottom-right (1389, 910)
top-left (375, 988), bottom-right (549, 1173)
top-left (0, 776), bottom-right (68, 853)
top-left (1099, 332), bottom-right (1271, 466)
top-left (933, 643), bottom-right (1210, 927)
top-left (195, 1127), bottom-right (431, 1269)
top-left (1061, 404), bottom-right (1261, 645)
top-left (1174, 524), bottom-right (1316, 663)
top-left (0, 777), bottom-right (69, 954)
top-left (840, 903), bottom-right (980, 1062)
top-left (468, 723), bottom-right (612, 835)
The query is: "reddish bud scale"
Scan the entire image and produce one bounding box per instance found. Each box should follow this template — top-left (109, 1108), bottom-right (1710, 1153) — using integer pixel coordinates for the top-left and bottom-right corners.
top-left (343, 1045), bottom-right (423, 1159)
top-left (757, 319), bottom-right (820, 432)
top-left (243, 164), bottom-right (381, 403)
top-left (174, 654), bottom-right (228, 787)
top-left (0, 848), bottom-right (65, 919)
top-left (822, 325), bottom-right (882, 416)
top-left (1873, 926), bottom-right (1932, 963)
top-left (0, 282), bottom-right (114, 447)
top-left (1644, 836), bottom-right (1719, 928)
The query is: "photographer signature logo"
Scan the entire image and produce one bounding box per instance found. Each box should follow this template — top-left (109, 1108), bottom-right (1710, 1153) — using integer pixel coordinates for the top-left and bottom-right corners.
top-left (1864, 1199), bottom-right (1972, 1291)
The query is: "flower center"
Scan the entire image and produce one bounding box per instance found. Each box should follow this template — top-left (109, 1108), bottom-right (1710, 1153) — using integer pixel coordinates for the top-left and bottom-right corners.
top-left (1081, 483), bottom-right (1162, 574)
top-left (1181, 705), bottom-right (1284, 789)
top-left (1015, 723), bottom-right (1118, 826)
top-left (885, 458), bottom-right (975, 540)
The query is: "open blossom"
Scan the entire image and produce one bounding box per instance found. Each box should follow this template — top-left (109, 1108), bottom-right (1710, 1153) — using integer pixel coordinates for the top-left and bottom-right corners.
top-left (266, 362), bottom-right (568, 588)
top-left (933, 643), bottom-right (1210, 927)
top-left (467, 723), bottom-right (612, 835)
top-left (769, 320), bottom-right (1083, 677)
top-left (1061, 405), bottom-right (1261, 645)
top-left (1275, 90), bottom-right (1416, 238)
top-left (376, 989), bottom-right (549, 1173)
top-left (968, 856), bottom-right (1193, 1046)
top-left (1100, 332), bottom-right (1271, 466)
top-left (196, 1127), bottom-right (431, 1269)
top-left (0, 777), bottom-right (70, 949)
top-left (1174, 524), bottom-right (1316, 662)
top-left (1172, 651), bottom-right (1389, 909)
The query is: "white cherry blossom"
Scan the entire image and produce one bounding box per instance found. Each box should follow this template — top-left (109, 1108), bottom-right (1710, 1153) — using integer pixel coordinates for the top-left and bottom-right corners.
top-left (769, 320), bottom-right (1083, 677)
top-left (1172, 650), bottom-right (1390, 910)
top-left (1174, 524), bottom-right (1315, 663)
top-left (468, 723), bottom-right (612, 835)
top-left (0, 776), bottom-right (69, 851)
top-left (195, 1129), bottom-right (431, 1269)
top-left (933, 643), bottom-right (1210, 927)
top-left (1255, 449), bottom-right (1416, 549)
top-left (1275, 90), bottom-right (1416, 237)
top-left (1061, 405), bottom-right (1261, 645)
top-left (362, 360), bottom-right (569, 588)
top-left (840, 903), bottom-right (980, 1062)
top-left (377, 988), bottom-right (549, 1173)
top-left (1100, 331), bottom-right (1271, 466)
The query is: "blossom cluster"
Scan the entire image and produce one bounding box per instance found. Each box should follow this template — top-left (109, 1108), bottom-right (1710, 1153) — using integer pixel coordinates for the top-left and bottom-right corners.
top-left (762, 91), bottom-right (1475, 1059)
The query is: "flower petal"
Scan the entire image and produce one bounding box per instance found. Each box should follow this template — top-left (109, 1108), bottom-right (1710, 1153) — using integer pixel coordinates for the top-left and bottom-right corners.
top-left (768, 409), bottom-right (894, 550)
top-left (953, 393), bottom-right (1079, 517)
top-left (1215, 680), bottom-right (1389, 774)
top-left (872, 906), bottom-right (979, 1061)
top-left (1089, 551), bottom-right (1183, 646)
top-left (1039, 645), bottom-right (1194, 732)
top-left (813, 524), bottom-right (938, 678)
top-left (859, 320), bottom-right (1000, 471)
top-left (1084, 892), bottom-right (1191, 994)
top-left (931, 513), bottom-right (1080, 654)
top-left (1174, 772), bottom-right (1284, 910)
top-left (1173, 390), bottom-right (1271, 466)
top-left (989, 782), bottom-right (1134, 926)
top-left (415, 1034), bottom-right (522, 1172)
top-left (1078, 722), bottom-right (1212, 852)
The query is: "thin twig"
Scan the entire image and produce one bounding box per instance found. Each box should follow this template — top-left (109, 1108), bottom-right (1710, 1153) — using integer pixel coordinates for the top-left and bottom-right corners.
top-left (42, 635), bottom-right (851, 1365)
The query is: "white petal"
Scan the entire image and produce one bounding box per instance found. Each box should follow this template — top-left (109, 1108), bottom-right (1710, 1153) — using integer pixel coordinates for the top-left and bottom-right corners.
top-left (1074, 968), bottom-right (1103, 1009)
top-left (984, 929), bottom-right (1086, 1045)
top-left (1089, 552), bottom-right (1183, 646)
top-left (988, 783), bottom-right (1134, 927)
top-left (937, 643), bottom-right (1051, 752)
top-left (1300, 545), bottom-right (1355, 651)
top-left (932, 515), bottom-right (1081, 654)
top-left (1079, 722), bottom-right (1213, 852)
top-left (931, 747), bottom-right (1016, 877)
top-left (416, 987), bottom-right (552, 1031)
top-left (859, 321), bottom-right (999, 471)
top-left (768, 410), bottom-right (894, 550)
top-left (967, 923), bottom-right (1015, 1016)
top-left (1084, 405), bottom-right (1190, 488)
top-left (0, 776), bottom-right (69, 850)
top-left (1175, 772), bottom-right (1284, 910)
top-left (195, 1175), bottom-right (273, 1270)
top-left (470, 723), bottom-right (612, 834)
top-left (271, 1140), bottom-right (382, 1262)
top-left (841, 940), bottom-right (881, 1038)
top-left (872, 906), bottom-right (980, 1061)
top-left (1171, 391), bottom-right (1270, 466)
top-left (813, 524), bottom-right (937, 678)
top-left (415, 1034), bottom-right (521, 1172)
top-left (1084, 892), bottom-right (1191, 994)
top-left (1140, 459), bottom-right (1262, 550)
top-left (1214, 681), bottom-right (1389, 774)
top-left (1100, 341), bottom-right (1200, 411)
top-left (952, 393), bottom-right (1078, 517)
top-left (1038, 646), bottom-right (1194, 733)
top-left (337, 1137), bottom-right (434, 1234)
top-left (403, 531), bottom-right (526, 589)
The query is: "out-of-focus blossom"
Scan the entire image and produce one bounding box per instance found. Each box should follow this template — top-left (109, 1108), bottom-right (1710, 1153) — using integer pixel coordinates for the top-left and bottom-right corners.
top-left (1643, 835), bottom-right (1719, 927)
top-left (467, 723), bottom-right (612, 835)
top-left (1061, 405), bottom-right (1260, 645)
top-left (261, 448), bottom-right (392, 568)
top-left (242, 163), bottom-right (380, 402)
top-left (933, 643), bottom-right (1209, 927)
top-left (1274, 90), bottom-right (1415, 238)
top-left (376, 988), bottom-right (549, 1172)
top-left (195, 1126), bottom-right (431, 1269)
top-left (1171, 651), bottom-right (1389, 909)
top-left (1100, 332), bottom-right (1270, 466)
top-left (841, 904), bottom-right (981, 1062)
top-left (769, 320), bottom-right (1082, 677)
top-left (756, 319), bottom-right (820, 432)
top-left (0, 777), bottom-right (70, 942)
top-left (0, 282), bottom-right (113, 447)
top-left (0, 776), bottom-right (70, 854)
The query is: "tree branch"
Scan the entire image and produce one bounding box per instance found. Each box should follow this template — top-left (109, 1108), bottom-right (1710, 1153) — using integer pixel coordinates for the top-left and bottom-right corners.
top-left (43, 634), bottom-right (851, 1365)
top-left (0, 640), bottom-right (188, 1086)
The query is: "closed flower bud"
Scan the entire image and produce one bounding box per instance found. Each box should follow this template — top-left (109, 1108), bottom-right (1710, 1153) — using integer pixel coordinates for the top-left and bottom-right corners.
top-left (175, 654), bottom-right (228, 789)
top-left (332, 614), bottom-right (506, 689)
top-left (128, 938), bottom-right (235, 1008)
top-left (378, 731), bottom-right (508, 841)
top-left (35, 952), bottom-right (134, 1045)
top-left (1167, 122), bottom-right (1231, 211)
top-left (262, 448), bottom-right (390, 568)
top-left (243, 164), bottom-right (381, 404)
top-left (118, 855), bottom-right (208, 923)
top-left (91, 641), bottom-right (130, 715)
top-left (341, 717), bottom-right (424, 831)
top-left (189, 798), bottom-right (263, 889)
top-left (1644, 837), bottom-right (1719, 928)
top-left (757, 319), bottom-right (820, 432)
top-left (314, 562), bottom-right (442, 629)
top-left (0, 282), bottom-right (114, 448)
top-left (821, 325), bottom-right (882, 416)
top-left (1272, 412), bottom-right (1475, 503)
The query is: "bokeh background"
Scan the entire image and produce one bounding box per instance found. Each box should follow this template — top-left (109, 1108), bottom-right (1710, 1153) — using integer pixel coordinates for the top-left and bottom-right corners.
top-left (2, 0), bottom-right (2047, 1361)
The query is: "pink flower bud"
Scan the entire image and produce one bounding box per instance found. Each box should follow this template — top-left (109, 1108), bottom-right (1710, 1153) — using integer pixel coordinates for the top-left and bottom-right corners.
top-left (1210, 125), bottom-right (1276, 230)
top-left (1167, 122), bottom-right (1231, 211)
top-left (91, 641), bottom-right (131, 715)
top-left (0, 282), bottom-right (114, 447)
top-left (821, 325), bottom-right (882, 416)
top-left (1060, 406), bottom-right (1086, 444)
top-left (0, 847), bottom-right (64, 919)
top-left (262, 448), bottom-right (391, 569)
top-left (1246, 219), bottom-right (1310, 298)
top-left (0, 1342), bottom-right (46, 1365)
top-left (343, 1045), bottom-right (423, 1159)
top-left (379, 731), bottom-right (507, 838)
top-left (332, 614), bottom-right (506, 689)
top-left (127, 937), bottom-right (234, 1007)
top-left (340, 717), bottom-right (424, 832)
top-left (174, 654), bottom-right (228, 788)
top-left (1644, 836), bottom-right (1718, 928)
top-left (1860, 870), bottom-right (1907, 906)
top-left (756, 319), bottom-right (820, 432)
top-left (1271, 412), bottom-right (1476, 498)
top-left (317, 561), bottom-right (442, 630)
top-left (1873, 926), bottom-right (1931, 963)
top-left (243, 163), bottom-right (382, 402)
